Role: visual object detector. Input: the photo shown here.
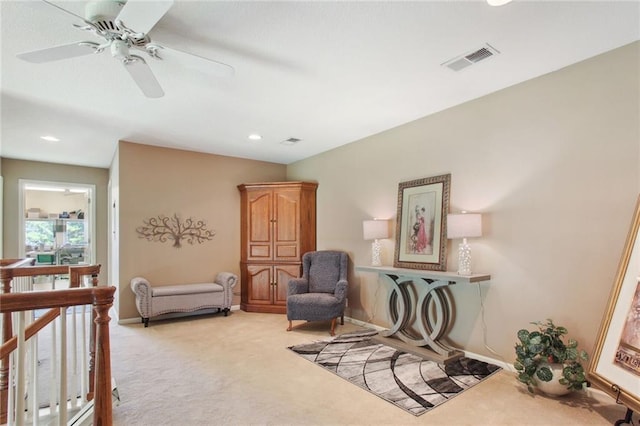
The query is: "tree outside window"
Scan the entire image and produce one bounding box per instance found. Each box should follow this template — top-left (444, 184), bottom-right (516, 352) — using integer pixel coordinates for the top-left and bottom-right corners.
top-left (25, 220), bottom-right (55, 249)
top-left (65, 221), bottom-right (87, 245)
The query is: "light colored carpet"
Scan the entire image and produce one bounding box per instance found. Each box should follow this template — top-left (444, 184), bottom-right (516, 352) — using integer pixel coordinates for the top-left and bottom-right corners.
top-left (110, 310), bottom-right (629, 425)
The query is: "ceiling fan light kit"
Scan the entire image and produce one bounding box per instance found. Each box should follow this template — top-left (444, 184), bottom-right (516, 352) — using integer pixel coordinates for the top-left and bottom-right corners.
top-left (17, 0), bottom-right (234, 98)
top-left (84, 0), bottom-right (125, 28)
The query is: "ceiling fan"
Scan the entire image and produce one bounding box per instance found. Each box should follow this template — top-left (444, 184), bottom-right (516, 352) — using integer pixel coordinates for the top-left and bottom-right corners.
top-left (17, 0), bottom-right (234, 98)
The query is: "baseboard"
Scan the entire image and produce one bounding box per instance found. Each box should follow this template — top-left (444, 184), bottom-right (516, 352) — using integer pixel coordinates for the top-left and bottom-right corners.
top-left (344, 316), bottom-right (386, 332)
top-left (463, 350), bottom-right (514, 371)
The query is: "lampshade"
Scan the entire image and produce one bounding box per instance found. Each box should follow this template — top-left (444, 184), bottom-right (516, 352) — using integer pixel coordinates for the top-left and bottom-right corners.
top-left (363, 219), bottom-right (389, 240)
top-left (447, 213), bottom-right (482, 239)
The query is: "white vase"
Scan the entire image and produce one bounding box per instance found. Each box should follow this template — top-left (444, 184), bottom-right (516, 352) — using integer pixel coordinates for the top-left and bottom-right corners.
top-left (536, 363), bottom-right (571, 396)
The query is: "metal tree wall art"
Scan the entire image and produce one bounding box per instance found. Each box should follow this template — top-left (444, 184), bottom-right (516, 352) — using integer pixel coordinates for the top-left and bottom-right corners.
top-left (136, 214), bottom-right (216, 248)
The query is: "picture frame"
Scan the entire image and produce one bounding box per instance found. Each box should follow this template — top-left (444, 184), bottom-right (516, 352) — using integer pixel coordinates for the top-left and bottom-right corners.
top-left (587, 195), bottom-right (640, 413)
top-left (393, 174), bottom-right (450, 271)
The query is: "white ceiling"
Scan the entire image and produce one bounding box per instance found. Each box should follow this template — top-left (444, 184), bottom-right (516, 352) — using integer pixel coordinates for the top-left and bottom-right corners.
top-left (1, 0), bottom-right (639, 169)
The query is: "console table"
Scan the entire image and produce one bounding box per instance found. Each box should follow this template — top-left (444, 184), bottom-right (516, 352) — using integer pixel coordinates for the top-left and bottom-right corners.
top-left (356, 266), bottom-right (490, 362)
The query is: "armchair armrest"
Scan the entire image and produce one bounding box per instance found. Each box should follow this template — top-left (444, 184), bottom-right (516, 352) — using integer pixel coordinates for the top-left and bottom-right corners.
top-left (334, 279), bottom-right (348, 303)
top-left (214, 272), bottom-right (238, 307)
top-left (130, 276), bottom-right (152, 318)
top-left (288, 278), bottom-right (309, 296)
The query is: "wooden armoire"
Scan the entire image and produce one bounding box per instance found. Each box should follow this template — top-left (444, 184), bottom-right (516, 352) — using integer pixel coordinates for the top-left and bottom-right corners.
top-left (238, 181), bottom-right (318, 313)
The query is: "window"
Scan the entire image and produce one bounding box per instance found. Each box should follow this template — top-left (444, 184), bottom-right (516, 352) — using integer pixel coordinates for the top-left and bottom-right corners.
top-left (19, 179), bottom-right (95, 265)
top-left (65, 220), bottom-right (87, 245)
top-left (25, 219), bottom-right (55, 250)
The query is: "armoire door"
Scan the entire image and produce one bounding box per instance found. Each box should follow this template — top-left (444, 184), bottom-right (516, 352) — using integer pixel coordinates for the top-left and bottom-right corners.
top-left (273, 188), bottom-right (301, 262)
top-left (245, 189), bottom-right (273, 262)
top-left (273, 264), bottom-right (301, 306)
top-left (245, 264), bottom-right (273, 305)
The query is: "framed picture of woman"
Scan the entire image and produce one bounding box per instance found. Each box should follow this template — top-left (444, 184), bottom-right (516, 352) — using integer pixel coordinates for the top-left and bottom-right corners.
top-left (393, 174), bottom-right (450, 271)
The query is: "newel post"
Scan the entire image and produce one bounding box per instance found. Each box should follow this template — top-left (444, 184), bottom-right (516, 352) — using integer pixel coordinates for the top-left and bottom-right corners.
top-left (91, 286), bottom-right (115, 426)
top-left (0, 268), bottom-right (14, 424)
top-left (87, 270), bottom-right (100, 401)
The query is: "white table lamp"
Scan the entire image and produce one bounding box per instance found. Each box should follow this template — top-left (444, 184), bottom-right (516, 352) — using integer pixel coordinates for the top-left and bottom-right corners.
top-left (447, 212), bottom-right (482, 275)
top-left (363, 219), bottom-right (389, 266)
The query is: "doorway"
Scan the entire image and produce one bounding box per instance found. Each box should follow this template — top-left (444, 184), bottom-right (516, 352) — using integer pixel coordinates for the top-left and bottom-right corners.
top-left (18, 179), bottom-right (96, 269)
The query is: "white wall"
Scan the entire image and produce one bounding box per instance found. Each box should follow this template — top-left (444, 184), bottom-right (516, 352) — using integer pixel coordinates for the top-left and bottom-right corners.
top-left (109, 144), bottom-right (120, 314)
top-left (25, 190), bottom-right (87, 218)
top-left (287, 41), bottom-right (640, 361)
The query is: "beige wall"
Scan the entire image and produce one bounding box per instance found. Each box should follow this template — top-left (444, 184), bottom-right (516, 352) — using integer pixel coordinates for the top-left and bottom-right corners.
top-left (2, 42), bottom-right (638, 365)
top-left (287, 42), bottom-right (640, 361)
top-left (116, 141), bottom-right (287, 320)
top-left (1, 158), bottom-right (110, 283)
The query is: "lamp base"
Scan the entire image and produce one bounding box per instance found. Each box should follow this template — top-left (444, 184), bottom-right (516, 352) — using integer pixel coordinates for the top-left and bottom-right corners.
top-left (457, 238), bottom-right (472, 275)
top-left (371, 239), bottom-right (382, 266)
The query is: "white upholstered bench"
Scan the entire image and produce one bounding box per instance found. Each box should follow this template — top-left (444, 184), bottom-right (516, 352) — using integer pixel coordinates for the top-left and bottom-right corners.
top-left (130, 272), bottom-right (238, 327)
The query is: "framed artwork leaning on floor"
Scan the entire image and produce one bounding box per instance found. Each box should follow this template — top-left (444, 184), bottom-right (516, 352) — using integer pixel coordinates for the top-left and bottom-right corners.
top-left (588, 195), bottom-right (640, 413)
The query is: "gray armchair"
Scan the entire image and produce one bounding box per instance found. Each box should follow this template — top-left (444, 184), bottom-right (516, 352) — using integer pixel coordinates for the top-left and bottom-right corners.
top-left (286, 250), bottom-right (348, 336)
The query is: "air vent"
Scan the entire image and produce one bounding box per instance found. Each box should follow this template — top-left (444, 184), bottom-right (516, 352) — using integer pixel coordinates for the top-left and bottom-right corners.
top-left (442, 43), bottom-right (500, 71)
top-left (466, 47), bottom-right (494, 63)
top-left (281, 138), bottom-right (301, 146)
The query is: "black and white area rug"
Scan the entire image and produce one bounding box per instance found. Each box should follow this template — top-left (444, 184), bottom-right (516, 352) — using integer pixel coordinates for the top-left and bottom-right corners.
top-left (288, 330), bottom-right (501, 416)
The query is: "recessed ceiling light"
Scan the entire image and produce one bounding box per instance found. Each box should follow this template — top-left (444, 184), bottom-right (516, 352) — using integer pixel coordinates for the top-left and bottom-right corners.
top-left (40, 135), bottom-right (60, 142)
top-left (248, 134), bottom-right (262, 141)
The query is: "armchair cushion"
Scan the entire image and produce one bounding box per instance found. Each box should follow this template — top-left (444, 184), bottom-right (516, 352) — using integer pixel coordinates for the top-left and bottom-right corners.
top-left (308, 254), bottom-right (342, 293)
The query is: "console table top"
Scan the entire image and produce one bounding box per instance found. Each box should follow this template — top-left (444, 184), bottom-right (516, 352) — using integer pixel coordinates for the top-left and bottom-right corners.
top-left (355, 265), bottom-right (490, 284)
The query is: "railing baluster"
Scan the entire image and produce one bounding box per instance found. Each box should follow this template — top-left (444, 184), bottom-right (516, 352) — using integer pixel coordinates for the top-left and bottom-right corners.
top-left (49, 319), bottom-right (57, 416)
top-left (58, 307), bottom-right (67, 425)
top-left (80, 305), bottom-right (89, 405)
top-left (70, 306), bottom-right (78, 410)
top-left (15, 311), bottom-right (26, 426)
top-left (29, 332), bottom-right (38, 426)
top-left (7, 347), bottom-right (14, 425)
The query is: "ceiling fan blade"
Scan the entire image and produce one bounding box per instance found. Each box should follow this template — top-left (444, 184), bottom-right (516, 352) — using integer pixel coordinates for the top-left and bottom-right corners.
top-left (17, 42), bottom-right (99, 63)
top-left (116, 0), bottom-right (174, 35)
top-left (40, 0), bottom-right (95, 27)
top-left (123, 57), bottom-right (164, 98)
top-left (158, 46), bottom-right (235, 78)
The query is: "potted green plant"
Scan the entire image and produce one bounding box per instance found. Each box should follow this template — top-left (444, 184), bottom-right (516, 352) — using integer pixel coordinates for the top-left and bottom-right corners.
top-left (514, 319), bottom-right (589, 395)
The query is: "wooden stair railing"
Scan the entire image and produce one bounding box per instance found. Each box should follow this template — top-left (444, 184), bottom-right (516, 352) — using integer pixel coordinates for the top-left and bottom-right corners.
top-left (0, 260), bottom-right (110, 425)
